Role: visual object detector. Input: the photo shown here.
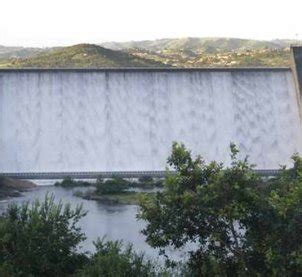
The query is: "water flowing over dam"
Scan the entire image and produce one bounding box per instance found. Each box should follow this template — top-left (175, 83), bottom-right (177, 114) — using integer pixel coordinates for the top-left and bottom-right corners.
top-left (0, 67), bottom-right (302, 173)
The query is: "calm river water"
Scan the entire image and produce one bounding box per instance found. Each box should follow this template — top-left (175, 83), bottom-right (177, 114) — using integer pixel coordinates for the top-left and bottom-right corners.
top-left (0, 182), bottom-right (188, 261)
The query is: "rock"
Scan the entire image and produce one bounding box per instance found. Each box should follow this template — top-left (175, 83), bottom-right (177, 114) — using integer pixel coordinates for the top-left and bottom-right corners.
top-left (1, 177), bottom-right (36, 190)
top-left (0, 177), bottom-right (36, 200)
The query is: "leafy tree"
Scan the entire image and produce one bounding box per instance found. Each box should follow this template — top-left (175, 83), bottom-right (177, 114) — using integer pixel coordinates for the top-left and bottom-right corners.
top-left (248, 154), bottom-right (302, 275)
top-left (0, 194), bottom-right (163, 276)
top-left (96, 177), bottom-right (128, 195)
top-left (0, 194), bottom-right (88, 276)
top-left (137, 176), bottom-right (164, 188)
top-left (54, 176), bottom-right (91, 187)
top-left (138, 142), bottom-right (302, 276)
top-left (76, 238), bottom-right (158, 277)
top-left (138, 176), bottom-right (154, 183)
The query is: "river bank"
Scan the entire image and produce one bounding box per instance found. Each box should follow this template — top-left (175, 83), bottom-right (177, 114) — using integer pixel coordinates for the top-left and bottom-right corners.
top-left (0, 177), bottom-right (36, 200)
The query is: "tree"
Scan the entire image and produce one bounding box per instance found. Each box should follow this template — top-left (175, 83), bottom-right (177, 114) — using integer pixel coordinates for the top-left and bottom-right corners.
top-left (138, 142), bottom-right (302, 276)
top-left (0, 194), bottom-right (88, 276)
top-left (76, 238), bottom-right (158, 277)
top-left (0, 194), bottom-right (163, 277)
top-left (96, 177), bottom-right (128, 195)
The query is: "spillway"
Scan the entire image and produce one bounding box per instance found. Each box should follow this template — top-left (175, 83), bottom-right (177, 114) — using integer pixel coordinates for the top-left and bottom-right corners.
top-left (0, 67), bottom-right (301, 173)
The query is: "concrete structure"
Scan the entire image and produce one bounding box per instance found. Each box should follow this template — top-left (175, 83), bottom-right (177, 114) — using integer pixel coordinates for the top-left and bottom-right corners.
top-left (1, 48), bottom-right (302, 178)
top-left (291, 46), bottom-right (302, 105)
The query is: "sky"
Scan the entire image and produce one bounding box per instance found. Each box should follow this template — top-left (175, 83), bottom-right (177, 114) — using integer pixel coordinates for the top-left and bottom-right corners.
top-left (1, 0), bottom-right (302, 47)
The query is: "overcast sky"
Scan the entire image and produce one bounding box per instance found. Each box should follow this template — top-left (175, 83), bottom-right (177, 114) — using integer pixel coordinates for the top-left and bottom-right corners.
top-left (1, 0), bottom-right (301, 47)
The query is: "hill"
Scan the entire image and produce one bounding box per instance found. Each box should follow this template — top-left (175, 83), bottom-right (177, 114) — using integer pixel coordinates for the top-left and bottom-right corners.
top-left (1, 44), bottom-right (167, 68)
top-left (0, 45), bottom-right (46, 59)
top-left (101, 38), bottom-right (297, 67)
top-left (126, 47), bottom-right (291, 67)
top-left (101, 37), bottom-right (300, 53)
top-left (0, 38), bottom-right (301, 68)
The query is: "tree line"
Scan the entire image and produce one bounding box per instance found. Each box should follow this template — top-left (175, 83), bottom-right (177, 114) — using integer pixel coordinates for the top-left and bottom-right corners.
top-left (1, 143), bottom-right (302, 276)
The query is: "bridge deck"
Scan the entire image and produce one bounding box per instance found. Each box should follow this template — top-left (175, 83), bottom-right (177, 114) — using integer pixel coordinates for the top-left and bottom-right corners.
top-left (0, 169), bottom-right (282, 180)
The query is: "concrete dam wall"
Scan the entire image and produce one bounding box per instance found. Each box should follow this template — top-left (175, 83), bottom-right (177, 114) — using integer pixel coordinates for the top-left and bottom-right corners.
top-left (0, 68), bottom-right (302, 172)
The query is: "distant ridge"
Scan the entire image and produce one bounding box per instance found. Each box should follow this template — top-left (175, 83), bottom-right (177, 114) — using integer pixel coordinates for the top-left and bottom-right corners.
top-left (1, 38), bottom-right (301, 68)
top-left (0, 45), bottom-right (47, 59)
top-left (100, 37), bottom-right (301, 53)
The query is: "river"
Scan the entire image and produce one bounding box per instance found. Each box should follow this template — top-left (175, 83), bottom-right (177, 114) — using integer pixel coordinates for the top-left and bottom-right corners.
top-left (0, 182), bottom-right (188, 261)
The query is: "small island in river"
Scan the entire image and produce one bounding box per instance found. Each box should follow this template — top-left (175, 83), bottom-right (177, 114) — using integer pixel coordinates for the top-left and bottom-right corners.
top-left (55, 176), bottom-right (163, 205)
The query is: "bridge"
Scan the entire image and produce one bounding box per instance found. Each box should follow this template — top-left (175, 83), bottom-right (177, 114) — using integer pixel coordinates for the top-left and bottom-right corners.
top-left (0, 169), bottom-right (282, 180)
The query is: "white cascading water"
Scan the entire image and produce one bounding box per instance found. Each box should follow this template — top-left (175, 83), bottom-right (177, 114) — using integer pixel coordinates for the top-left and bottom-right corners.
top-left (0, 69), bottom-right (301, 172)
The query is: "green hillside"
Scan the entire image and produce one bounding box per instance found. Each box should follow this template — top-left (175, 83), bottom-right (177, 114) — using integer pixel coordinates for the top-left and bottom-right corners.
top-left (0, 38), bottom-right (300, 68)
top-left (1, 44), bottom-right (167, 68)
top-left (127, 48), bottom-right (291, 67)
top-left (101, 37), bottom-right (297, 67)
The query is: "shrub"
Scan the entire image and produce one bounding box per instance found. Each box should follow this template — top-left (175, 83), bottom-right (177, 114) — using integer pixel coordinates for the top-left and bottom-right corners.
top-left (0, 195), bottom-right (165, 276)
top-left (138, 176), bottom-right (154, 183)
top-left (136, 176), bottom-right (164, 189)
top-left (76, 238), bottom-right (157, 277)
top-left (96, 177), bottom-right (128, 195)
top-left (54, 176), bottom-right (91, 187)
top-left (0, 194), bottom-right (88, 276)
top-left (139, 142), bottom-right (302, 276)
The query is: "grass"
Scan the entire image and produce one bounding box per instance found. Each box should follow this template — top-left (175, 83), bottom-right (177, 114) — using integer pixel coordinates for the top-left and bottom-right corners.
top-left (0, 60), bottom-right (12, 68)
top-left (75, 190), bottom-right (155, 205)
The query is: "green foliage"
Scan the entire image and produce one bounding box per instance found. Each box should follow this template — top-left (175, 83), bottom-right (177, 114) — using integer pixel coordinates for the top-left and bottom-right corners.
top-left (76, 238), bottom-right (158, 277)
top-left (0, 194), bottom-right (88, 276)
top-left (0, 195), bottom-right (162, 276)
top-left (138, 176), bottom-right (154, 183)
top-left (139, 142), bottom-right (302, 276)
top-left (54, 176), bottom-right (91, 187)
top-left (96, 177), bottom-right (128, 195)
top-left (248, 153), bottom-right (302, 275)
top-left (136, 176), bottom-right (164, 188)
top-left (73, 176), bottom-right (161, 205)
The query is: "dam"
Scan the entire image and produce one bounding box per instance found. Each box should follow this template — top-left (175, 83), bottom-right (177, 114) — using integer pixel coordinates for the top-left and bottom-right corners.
top-left (1, 49), bottom-right (302, 174)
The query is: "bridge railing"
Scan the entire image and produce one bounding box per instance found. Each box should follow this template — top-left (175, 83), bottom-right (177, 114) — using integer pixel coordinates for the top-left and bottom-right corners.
top-left (0, 169), bottom-right (283, 180)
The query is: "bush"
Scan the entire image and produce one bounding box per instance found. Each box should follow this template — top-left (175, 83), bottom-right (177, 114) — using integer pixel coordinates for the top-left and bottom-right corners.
top-left (139, 142), bottom-right (302, 276)
top-left (0, 194), bottom-right (88, 276)
top-left (150, 178), bottom-right (164, 188)
top-left (0, 194), bottom-right (163, 276)
top-left (76, 238), bottom-right (158, 277)
top-left (54, 176), bottom-right (91, 187)
top-left (136, 176), bottom-right (164, 188)
top-left (96, 177), bottom-right (128, 195)
top-left (138, 176), bottom-right (154, 183)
